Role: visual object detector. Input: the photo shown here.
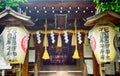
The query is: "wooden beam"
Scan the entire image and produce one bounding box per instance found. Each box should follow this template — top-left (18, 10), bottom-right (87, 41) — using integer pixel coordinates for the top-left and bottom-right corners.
top-left (93, 53), bottom-right (100, 76)
top-left (20, 2), bottom-right (96, 11)
top-left (22, 52), bottom-right (28, 76)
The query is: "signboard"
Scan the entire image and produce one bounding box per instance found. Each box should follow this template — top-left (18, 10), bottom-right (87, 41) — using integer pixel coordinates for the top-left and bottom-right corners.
top-left (88, 22), bottom-right (117, 64)
top-left (85, 60), bottom-right (93, 74)
top-left (83, 44), bottom-right (92, 58)
top-left (28, 50), bottom-right (35, 62)
top-left (2, 26), bottom-right (29, 64)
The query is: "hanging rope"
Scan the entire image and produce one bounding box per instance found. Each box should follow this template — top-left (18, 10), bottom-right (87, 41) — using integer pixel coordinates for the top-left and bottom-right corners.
top-left (72, 18), bottom-right (80, 59)
top-left (29, 34), bottom-right (34, 47)
top-left (43, 35), bottom-right (48, 47)
top-left (71, 33), bottom-right (76, 46)
top-left (42, 19), bottom-right (50, 60)
top-left (84, 33), bottom-right (89, 46)
top-left (42, 47), bottom-right (50, 60)
top-left (57, 33), bottom-right (62, 47)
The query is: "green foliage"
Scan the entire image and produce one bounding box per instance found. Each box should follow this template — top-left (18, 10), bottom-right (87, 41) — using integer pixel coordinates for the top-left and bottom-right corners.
top-left (93, 0), bottom-right (99, 3)
top-left (93, 0), bottom-right (120, 13)
top-left (93, 0), bottom-right (120, 32)
top-left (0, 0), bottom-right (28, 8)
top-left (114, 26), bottom-right (120, 32)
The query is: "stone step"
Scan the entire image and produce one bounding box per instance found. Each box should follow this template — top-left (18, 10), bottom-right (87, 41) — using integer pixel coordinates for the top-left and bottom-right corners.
top-left (29, 71), bottom-right (83, 76)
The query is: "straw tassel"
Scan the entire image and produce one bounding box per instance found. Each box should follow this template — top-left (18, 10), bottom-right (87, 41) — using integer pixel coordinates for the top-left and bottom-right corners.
top-left (42, 19), bottom-right (50, 60)
top-left (72, 18), bottom-right (80, 59)
top-left (29, 34), bottom-right (34, 47)
top-left (84, 33), bottom-right (89, 46)
top-left (42, 47), bottom-right (50, 60)
top-left (72, 48), bottom-right (80, 59)
top-left (71, 33), bottom-right (76, 46)
top-left (43, 35), bottom-right (48, 47)
top-left (57, 33), bottom-right (62, 47)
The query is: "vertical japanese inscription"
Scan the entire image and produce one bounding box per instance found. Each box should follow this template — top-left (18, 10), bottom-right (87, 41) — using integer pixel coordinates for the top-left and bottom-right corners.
top-left (99, 27), bottom-right (110, 61)
top-left (6, 28), bottom-right (17, 62)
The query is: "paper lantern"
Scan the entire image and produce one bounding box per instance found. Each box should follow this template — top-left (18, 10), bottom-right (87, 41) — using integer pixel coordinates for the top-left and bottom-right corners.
top-left (2, 26), bottom-right (29, 64)
top-left (88, 22), bottom-right (117, 64)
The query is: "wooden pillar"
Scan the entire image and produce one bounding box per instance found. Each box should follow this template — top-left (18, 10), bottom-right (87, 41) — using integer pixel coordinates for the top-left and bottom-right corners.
top-left (16, 64), bottom-right (22, 76)
top-left (115, 63), bottom-right (120, 76)
top-left (93, 54), bottom-right (100, 76)
top-left (22, 52), bottom-right (28, 76)
top-left (36, 46), bottom-right (41, 70)
top-left (34, 63), bottom-right (38, 76)
top-left (99, 64), bottom-right (105, 76)
top-left (118, 63), bottom-right (120, 76)
top-left (2, 70), bottom-right (5, 76)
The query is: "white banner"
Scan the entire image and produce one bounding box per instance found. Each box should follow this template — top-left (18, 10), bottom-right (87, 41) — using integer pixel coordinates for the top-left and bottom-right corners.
top-left (2, 26), bottom-right (29, 64)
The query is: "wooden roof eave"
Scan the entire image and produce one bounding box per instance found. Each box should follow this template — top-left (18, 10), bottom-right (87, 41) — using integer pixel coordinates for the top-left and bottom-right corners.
top-left (84, 10), bottom-right (120, 26)
top-left (0, 7), bottom-right (34, 26)
top-left (0, 18), bottom-right (34, 26)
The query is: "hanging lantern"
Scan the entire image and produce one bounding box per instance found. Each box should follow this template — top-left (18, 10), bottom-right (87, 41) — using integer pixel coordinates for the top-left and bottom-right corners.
top-left (88, 22), bottom-right (117, 64)
top-left (2, 25), bottom-right (29, 64)
top-left (57, 33), bottom-right (62, 47)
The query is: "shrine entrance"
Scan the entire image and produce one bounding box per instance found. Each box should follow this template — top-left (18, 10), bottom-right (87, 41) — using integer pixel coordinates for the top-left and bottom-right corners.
top-left (29, 28), bottom-right (85, 76)
top-left (27, 14), bottom-right (85, 76)
top-left (43, 46), bottom-right (76, 65)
